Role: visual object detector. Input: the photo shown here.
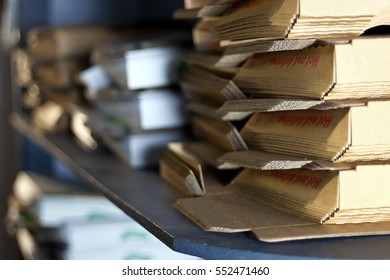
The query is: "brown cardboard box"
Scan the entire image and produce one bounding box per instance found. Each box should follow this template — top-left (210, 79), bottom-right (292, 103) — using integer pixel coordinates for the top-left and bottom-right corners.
top-left (230, 165), bottom-right (390, 224)
top-left (174, 163), bottom-right (390, 242)
top-left (240, 101), bottom-right (390, 162)
top-left (233, 37), bottom-right (390, 100)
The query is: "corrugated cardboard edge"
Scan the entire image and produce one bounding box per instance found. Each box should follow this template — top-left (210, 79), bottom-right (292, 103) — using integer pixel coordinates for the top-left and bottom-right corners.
top-left (218, 98), bottom-right (364, 114)
top-left (219, 150), bottom-right (353, 170)
top-left (160, 148), bottom-right (204, 196)
top-left (185, 141), bottom-right (236, 169)
top-left (186, 102), bottom-right (252, 121)
top-left (174, 190), bottom-right (390, 243)
top-left (222, 38), bottom-right (318, 54)
top-left (161, 142), bottom-right (230, 196)
top-left (174, 192), bottom-right (314, 233)
top-left (186, 99), bottom-right (364, 121)
top-left (251, 221), bottom-right (390, 242)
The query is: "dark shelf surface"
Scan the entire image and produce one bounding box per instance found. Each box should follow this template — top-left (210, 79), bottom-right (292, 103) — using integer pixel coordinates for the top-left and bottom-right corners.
top-left (10, 112), bottom-right (390, 260)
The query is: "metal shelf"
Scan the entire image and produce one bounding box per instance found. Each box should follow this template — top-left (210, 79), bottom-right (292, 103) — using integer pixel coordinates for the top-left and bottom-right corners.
top-left (10, 112), bottom-right (390, 260)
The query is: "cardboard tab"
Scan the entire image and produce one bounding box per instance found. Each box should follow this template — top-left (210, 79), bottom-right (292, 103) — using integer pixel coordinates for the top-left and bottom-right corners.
top-left (160, 142), bottom-right (228, 196)
top-left (160, 142), bottom-right (205, 196)
top-left (180, 65), bottom-right (246, 106)
top-left (192, 115), bottom-right (248, 151)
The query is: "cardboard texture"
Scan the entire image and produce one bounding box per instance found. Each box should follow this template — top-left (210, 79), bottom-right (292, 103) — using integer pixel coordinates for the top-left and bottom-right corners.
top-left (186, 102), bottom-right (251, 121)
top-left (186, 98), bottom-right (361, 122)
top-left (233, 37), bottom-right (390, 100)
top-left (192, 115), bottom-right (248, 151)
top-left (180, 64), bottom-right (246, 106)
top-left (230, 166), bottom-right (390, 224)
top-left (174, 164), bottom-right (390, 242)
top-left (170, 0), bottom-right (390, 244)
top-left (184, 141), bottom-right (236, 169)
top-left (218, 150), bottom-right (353, 171)
top-left (160, 142), bottom-right (205, 196)
top-left (240, 101), bottom-right (390, 162)
top-left (215, 0), bottom-right (390, 42)
top-left (160, 142), bottom-right (228, 196)
top-left (250, 221), bottom-right (390, 242)
top-left (174, 192), bottom-right (312, 232)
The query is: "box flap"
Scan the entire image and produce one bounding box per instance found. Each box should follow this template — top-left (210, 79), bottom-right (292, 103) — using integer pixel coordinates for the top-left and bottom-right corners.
top-left (251, 221), bottom-right (390, 242)
top-left (174, 192), bottom-right (313, 232)
top-left (160, 143), bottom-right (204, 196)
top-left (192, 115), bottom-right (248, 151)
top-left (216, 0), bottom-right (298, 40)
